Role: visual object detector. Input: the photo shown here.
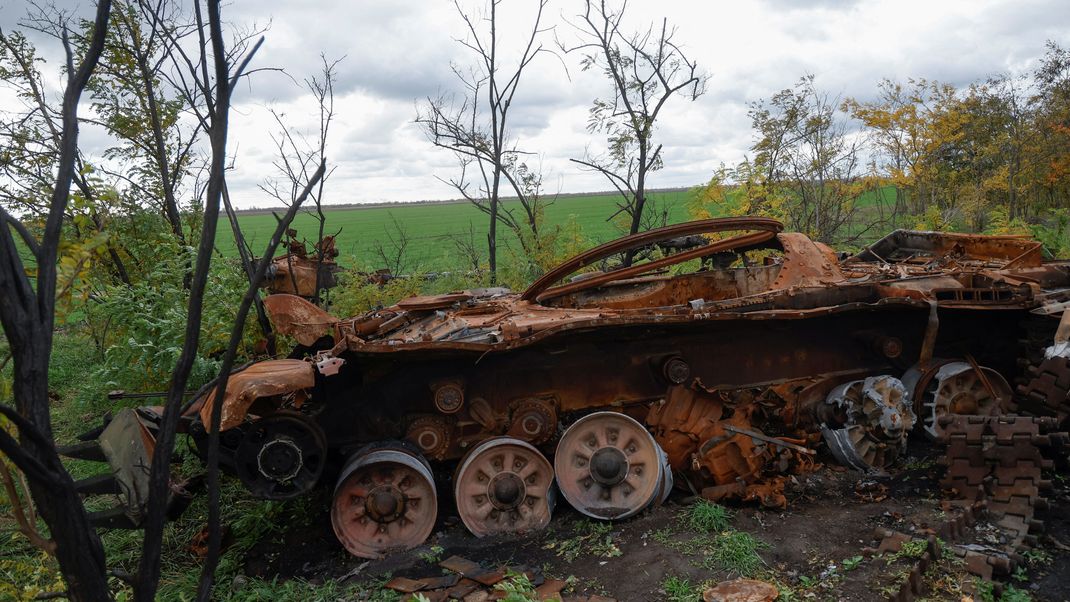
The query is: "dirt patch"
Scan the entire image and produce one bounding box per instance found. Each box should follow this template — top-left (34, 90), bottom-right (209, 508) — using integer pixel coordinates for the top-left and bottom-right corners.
top-left (240, 458), bottom-right (1070, 600)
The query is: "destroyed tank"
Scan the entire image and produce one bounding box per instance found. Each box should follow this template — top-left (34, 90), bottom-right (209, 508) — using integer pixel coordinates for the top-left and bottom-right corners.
top-left (68, 217), bottom-right (1070, 559)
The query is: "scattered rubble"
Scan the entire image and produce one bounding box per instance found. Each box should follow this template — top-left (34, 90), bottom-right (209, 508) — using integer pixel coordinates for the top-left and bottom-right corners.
top-left (379, 555), bottom-right (580, 601)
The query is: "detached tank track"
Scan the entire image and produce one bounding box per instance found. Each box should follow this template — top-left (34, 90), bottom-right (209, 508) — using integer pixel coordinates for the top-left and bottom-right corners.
top-left (876, 502), bottom-right (1015, 602)
top-left (1015, 354), bottom-right (1070, 424)
top-left (1015, 315), bottom-right (1058, 387)
top-left (939, 415), bottom-right (1061, 549)
top-left (880, 415), bottom-right (1068, 601)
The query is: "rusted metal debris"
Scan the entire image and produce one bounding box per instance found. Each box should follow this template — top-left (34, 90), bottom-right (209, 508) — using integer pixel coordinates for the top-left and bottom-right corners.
top-left (702, 579), bottom-right (779, 602)
top-left (261, 231), bottom-right (342, 298)
top-left (379, 556), bottom-right (579, 601)
top-left (70, 218), bottom-right (1070, 564)
top-left (198, 359), bottom-right (315, 432)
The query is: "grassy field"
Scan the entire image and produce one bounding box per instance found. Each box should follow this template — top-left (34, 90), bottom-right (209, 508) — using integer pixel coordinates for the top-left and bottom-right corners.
top-left (219, 189), bottom-right (698, 270)
top-left (219, 186), bottom-right (921, 273)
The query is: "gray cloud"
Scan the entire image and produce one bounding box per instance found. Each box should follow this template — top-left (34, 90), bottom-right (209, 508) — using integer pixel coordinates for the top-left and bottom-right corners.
top-left (2, 0), bottom-right (1068, 208)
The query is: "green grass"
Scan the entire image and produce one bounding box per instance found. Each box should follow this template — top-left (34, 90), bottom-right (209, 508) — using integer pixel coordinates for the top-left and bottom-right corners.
top-left (652, 505), bottom-right (770, 580)
top-left (543, 519), bottom-right (621, 562)
top-left (661, 575), bottom-right (702, 602)
top-left (218, 190), bottom-right (697, 270)
top-left (683, 500), bottom-right (733, 534)
top-left (701, 530), bottom-right (769, 576)
top-left (219, 185), bottom-right (921, 274)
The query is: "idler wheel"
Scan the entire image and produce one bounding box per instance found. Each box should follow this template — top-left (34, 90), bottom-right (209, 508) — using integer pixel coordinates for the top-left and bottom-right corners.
top-left (820, 375), bottom-right (915, 472)
top-left (234, 412), bottom-right (326, 500)
top-left (554, 411), bottom-right (668, 520)
top-left (330, 445), bottom-right (437, 558)
top-left (454, 437), bottom-right (555, 537)
top-left (903, 361), bottom-right (1012, 440)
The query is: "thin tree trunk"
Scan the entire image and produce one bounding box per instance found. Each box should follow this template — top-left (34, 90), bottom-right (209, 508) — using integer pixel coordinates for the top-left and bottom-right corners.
top-left (222, 184), bottom-right (276, 355)
top-left (0, 2), bottom-right (115, 598)
top-left (7, 336), bottom-right (112, 601)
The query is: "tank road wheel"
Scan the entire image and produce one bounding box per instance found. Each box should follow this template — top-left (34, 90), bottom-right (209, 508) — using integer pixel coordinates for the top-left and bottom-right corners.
top-left (554, 411), bottom-right (668, 520)
top-left (454, 437), bottom-right (555, 537)
top-left (330, 446), bottom-right (438, 559)
top-left (904, 361), bottom-right (1013, 440)
top-left (234, 412), bottom-right (326, 500)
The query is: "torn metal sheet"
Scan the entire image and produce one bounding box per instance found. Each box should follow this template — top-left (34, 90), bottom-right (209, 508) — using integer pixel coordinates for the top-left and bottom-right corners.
top-left (198, 359), bottom-right (316, 431)
top-left (262, 294), bottom-right (338, 346)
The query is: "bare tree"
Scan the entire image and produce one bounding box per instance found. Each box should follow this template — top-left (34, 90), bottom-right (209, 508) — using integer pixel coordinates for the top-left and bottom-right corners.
top-left (258, 54), bottom-right (342, 305)
top-left (132, 0), bottom-right (266, 598)
top-left (375, 212), bottom-right (411, 276)
top-left (198, 162), bottom-right (325, 601)
top-left (450, 221), bottom-right (483, 273)
top-left (0, 2), bottom-right (115, 600)
top-left (416, 0), bottom-right (550, 282)
top-left (561, 0), bottom-right (707, 242)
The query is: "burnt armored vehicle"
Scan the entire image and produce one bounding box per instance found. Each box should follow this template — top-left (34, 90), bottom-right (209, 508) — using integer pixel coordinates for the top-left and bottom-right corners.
top-left (71, 217), bottom-right (1070, 559)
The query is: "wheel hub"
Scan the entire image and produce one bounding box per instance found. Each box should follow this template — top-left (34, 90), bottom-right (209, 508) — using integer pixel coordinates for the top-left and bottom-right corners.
top-left (454, 437), bottom-right (555, 537)
top-left (554, 411), bottom-right (670, 520)
top-left (590, 447), bottom-right (628, 485)
top-left (365, 485), bottom-right (405, 523)
top-left (235, 413), bottom-right (327, 500)
top-left (489, 472), bottom-right (525, 509)
top-left (257, 437), bottom-right (303, 482)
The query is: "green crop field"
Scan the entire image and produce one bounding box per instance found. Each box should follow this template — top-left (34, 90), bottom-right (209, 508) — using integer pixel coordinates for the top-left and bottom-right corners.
top-left (219, 189), bottom-right (700, 270)
top-left (219, 185), bottom-right (908, 271)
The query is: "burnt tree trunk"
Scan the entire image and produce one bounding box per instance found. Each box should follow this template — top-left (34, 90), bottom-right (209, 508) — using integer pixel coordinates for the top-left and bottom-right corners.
top-left (0, 1), bottom-right (115, 599)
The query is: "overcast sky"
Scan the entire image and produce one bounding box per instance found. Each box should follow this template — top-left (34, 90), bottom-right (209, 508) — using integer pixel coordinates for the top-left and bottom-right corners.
top-left (3, 0), bottom-right (1068, 209)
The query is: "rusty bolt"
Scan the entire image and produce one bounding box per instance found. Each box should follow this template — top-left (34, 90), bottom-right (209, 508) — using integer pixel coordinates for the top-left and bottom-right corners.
top-left (663, 357), bottom-right (691, 385)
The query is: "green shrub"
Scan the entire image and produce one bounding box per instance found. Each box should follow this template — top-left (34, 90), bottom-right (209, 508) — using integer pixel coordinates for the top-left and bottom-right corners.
top-left (87, 255), bottom-right (257, 394)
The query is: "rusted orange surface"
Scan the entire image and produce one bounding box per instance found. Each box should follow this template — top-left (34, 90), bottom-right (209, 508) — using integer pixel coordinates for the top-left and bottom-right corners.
top-left (199, 359), bottom-right (315, 431)
top-left (262, 234), bottom-right (341, 298)
top-left (262, 294), bottom-right (337, 346)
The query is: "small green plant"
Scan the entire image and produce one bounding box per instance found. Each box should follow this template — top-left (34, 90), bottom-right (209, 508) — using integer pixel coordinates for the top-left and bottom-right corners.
top-left (651, 527), bottom-right (673, 545)
top-left (494, 570), bottom-right (538, 602)
top-left (776, 586), bottom-right (799, 602)
top-left (974, 580), bottom-right (1034, 602)
top-left (890, 539), bottom-right (927, 561)
top-left (684, 500), bottom-right (733, 533)
top-left (661, 575), bottom-right (700, 602)
top-left (417, 544), bottom-right (444, 564)
top-left (842, 555), bottom-right (863, 571)
top-left (544, 520), bottom-right (621, 562)
top-left (702, 530), bottom-right (769, 576)
top-left (798, 575), bottom-right (817, 588)
top-left (1002, 585), bottom-right (1034, 602)
top-left (1022, 548), bottom-right (1052, 566)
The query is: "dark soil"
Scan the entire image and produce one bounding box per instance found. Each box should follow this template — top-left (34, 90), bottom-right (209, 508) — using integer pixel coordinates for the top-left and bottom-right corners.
top-left (241, 453), bottom-right (1070, 601)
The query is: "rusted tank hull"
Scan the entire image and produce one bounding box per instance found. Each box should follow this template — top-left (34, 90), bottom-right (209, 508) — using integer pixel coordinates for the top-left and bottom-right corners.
top-left (70, 218), bottom-right (1070, 559)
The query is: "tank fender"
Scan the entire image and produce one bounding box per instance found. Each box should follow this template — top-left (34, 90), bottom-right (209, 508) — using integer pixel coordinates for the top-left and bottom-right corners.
top-left (198, 359), bottom-right (316, 431)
